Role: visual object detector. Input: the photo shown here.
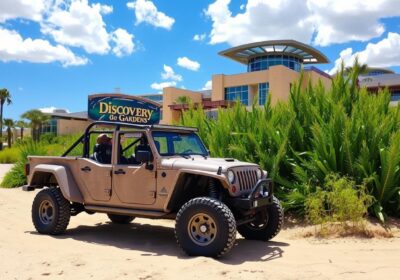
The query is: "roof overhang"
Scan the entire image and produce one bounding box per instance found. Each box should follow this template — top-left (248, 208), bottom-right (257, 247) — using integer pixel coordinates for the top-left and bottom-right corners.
top-left (219, 40), bottom-right (329, 65)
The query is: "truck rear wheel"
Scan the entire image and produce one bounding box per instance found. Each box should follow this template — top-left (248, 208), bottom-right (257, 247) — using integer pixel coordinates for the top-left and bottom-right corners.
top-left (237, 196), bottom-right (283, 241)
top-left (175, 197), bottom-right (236, 257)
top-left (107, 214), bottom-right (135, 224)
top-left (32, 188), bottom-right (71, 235)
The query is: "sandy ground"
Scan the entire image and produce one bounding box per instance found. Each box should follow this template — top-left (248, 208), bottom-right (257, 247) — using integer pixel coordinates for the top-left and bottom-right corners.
top-left (0, 165), bottom-right (399, 279)
top-left (0, 164), bottom-right (13, 181)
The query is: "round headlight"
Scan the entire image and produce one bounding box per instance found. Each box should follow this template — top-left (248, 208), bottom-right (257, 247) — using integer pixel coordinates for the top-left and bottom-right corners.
top-left (256, 169), bottom-right (262, 179)
top-left (227, 170), bottom-right (235, 183)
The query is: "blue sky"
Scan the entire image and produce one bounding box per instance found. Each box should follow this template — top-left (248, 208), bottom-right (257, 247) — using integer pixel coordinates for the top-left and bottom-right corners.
top-left (1, 0), bottom-right (400, 120)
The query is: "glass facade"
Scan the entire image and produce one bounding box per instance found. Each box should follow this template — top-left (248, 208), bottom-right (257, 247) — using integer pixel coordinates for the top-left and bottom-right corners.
top-left (225, 86), bottom-right (248, 105)
top-left (391, 91), bottom-right (400, 102)
top-left (142, 94), bottom-right (163, 103)
top-left (366, 70), bottom-right (387, 76)
top-left (41, 119), bottom-right (57, 134)
top-left (259, 83), bottom-right (269, 105)
top-left (248, 55), bottom-right (302, 72)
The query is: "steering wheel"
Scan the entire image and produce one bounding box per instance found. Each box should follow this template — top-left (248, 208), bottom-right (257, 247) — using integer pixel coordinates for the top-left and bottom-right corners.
top-left (182, 149), bottom-right (193, 154)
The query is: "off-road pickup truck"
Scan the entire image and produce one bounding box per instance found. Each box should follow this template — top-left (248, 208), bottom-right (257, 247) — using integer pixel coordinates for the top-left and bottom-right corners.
top-left (23, 121), bottom-right (283, 257)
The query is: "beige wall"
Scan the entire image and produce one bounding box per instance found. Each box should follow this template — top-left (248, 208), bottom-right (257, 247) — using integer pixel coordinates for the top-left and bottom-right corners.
top-left (160, 66), bottom-right (331, 124)
top-left (268, 65), bottom-right (300, 105)
top-left (161, 87), bottom-right (203, 124)
top-left (303, 70), bottom-right (332, 89)
top-left (57, 119), bottom-right (90, 135)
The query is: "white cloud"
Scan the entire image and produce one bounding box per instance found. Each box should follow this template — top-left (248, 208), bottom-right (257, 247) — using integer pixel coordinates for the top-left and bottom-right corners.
top-left (0, 0), bottom-right (48, 23)
top-left (127, 0), bottom-right (175, 30)
top-left (328, 32), bottom-right (400, 74)
top-left (202, 80), bottom-right (212, 90)
top-left (177, 57), bottom-right (200, 71)
top-left (161, 65), bottom-right (182, 81)
top-left (39, 106), bottom-right (70, 113)
top-left (150, 81), bottom-right (176, 90)
top-left (193, 33), bottom-right (206, 41)
top-left (205, 0), bottom-right (314, 46)
top-left (111, 28), bottom-right (135, 57)
top-left (41, 0), bottom-right (113, 54)
top-left (0, 27), bottom-right (88, 67)
top-left (308, 0), bottom-right (400, 46)
top-left (205, 0), bottom-right (400, 46)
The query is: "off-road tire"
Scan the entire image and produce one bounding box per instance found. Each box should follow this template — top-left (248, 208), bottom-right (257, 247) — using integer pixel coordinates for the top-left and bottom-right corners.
top-left (107, 214), bottom-right (135, 224)
top-left (175, 197), bottom-right (236, 258)
top-left (237, 196), bottom-right (283, 241)
top-left (32, 188), bottom-right (71, 235)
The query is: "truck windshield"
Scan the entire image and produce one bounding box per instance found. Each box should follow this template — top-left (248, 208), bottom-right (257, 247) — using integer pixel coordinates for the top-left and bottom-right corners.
top-left (152, 131), bottom-right (208, 156)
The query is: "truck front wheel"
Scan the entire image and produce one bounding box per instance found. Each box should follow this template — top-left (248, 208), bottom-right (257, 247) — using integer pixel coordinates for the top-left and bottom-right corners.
top-left (32, 188), bottom-right (71, 235)
top-left (237, 196), bottom-right (283, 241)
top-left (175, 197), bottom-right (236, 257)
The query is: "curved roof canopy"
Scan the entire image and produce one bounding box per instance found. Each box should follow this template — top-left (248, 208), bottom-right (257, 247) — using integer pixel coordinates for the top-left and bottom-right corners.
top-left (364, 67), bottom-right (395, 75)
top-left (219, 40), bottom-right (329, 65)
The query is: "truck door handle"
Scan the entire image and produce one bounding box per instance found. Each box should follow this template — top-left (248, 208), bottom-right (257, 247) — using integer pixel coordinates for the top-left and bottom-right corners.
top-left (114, 169), bottom-right (126, 175)
top-left (81, 166), bottom-right (91, 172)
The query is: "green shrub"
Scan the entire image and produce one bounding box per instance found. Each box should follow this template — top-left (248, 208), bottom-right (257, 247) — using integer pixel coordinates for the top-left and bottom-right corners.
top-left (1, 141), bottom-right (46, 188)
top-left (305, 175), bottom-right (373, 226)
top-left (0, 147), bottom-right (19, 163)
top-left (180, 61), bottom-right (400, 221)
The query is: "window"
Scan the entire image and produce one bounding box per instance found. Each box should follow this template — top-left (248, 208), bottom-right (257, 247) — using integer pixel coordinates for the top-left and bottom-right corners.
top-left (248, 55), bottom-right (301, 72)
top-left (152, 131), bottom-right (208, 156)
top-left (259, 83), bottom-right (269, 105)
top-left (41, 119), bottom-right (57, 134)
top-left (118, 132), bottom-right (147, 164)
top-left (225, 85), bottom-right (249, 105)
top-left (391, 91), bottom-right (400, 102)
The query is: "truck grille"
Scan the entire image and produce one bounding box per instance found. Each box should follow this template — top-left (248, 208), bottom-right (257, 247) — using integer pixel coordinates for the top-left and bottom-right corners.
top-left (235, 168), bottom-right (258, 191)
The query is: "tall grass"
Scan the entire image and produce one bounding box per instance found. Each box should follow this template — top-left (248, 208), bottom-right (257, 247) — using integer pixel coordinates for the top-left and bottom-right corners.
top-left (180, 62), bottom-right (400, 221)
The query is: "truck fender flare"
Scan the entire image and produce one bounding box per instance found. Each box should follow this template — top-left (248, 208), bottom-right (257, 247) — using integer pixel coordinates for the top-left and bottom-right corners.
top-left (165, 169), bottom-right (229, 212)
top-left (177, 169), bottom-right (230, 188)
top-left (30, 164), bottom-right (84, 203)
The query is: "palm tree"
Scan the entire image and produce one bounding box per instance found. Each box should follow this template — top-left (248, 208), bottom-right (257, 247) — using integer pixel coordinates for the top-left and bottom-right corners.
top-left (3, 118), bottom-right (14, 148)
top-left (174, 95), bottom-right (192, 105)
top-left (0, 88), bottom-right (12, 150)
top-left (21, 109), bottom-right (50, 141)
top-left (15, 120), bottom-right (28, 140)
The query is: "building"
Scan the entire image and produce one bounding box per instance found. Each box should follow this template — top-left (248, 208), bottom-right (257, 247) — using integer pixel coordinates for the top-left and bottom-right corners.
top-left (161, 40), bottom-right (331, 124)
top-left (41, 40), bottom-right (334, 132)
top-left (358, 67), bottom-right (400, 103)
top-left (41, 110), bottom-right (90, 135)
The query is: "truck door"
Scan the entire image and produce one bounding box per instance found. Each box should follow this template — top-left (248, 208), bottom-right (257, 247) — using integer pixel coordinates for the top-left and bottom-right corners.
top-left (77, 158), bottom-right (112, 202)
top-left (112, 132), bottom-right (156, 205)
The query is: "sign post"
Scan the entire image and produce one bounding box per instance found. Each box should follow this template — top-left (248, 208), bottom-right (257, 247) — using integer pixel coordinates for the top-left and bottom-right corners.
top-left (88, 94), bottom-right (161, 125)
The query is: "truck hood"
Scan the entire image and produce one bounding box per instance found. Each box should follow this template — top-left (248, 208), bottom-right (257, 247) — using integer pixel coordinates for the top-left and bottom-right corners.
top-left (160, 156), bottom-right (259, 173)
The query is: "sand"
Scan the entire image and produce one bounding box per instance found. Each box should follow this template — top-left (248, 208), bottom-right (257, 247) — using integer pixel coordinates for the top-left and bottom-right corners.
top-left (0, 176), bottom-right (399, 279)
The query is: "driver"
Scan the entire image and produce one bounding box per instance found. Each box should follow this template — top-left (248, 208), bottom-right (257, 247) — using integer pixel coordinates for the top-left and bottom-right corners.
top-left (93, 133), bottom-right (112, 164)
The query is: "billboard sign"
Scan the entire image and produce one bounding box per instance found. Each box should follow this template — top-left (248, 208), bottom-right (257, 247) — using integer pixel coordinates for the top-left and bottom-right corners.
top-left (88, 94), bottom-right (161, 125)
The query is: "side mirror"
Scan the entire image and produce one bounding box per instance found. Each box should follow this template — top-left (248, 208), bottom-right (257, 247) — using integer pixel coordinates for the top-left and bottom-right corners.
top-left (136, 150), bottom-right (153, 163)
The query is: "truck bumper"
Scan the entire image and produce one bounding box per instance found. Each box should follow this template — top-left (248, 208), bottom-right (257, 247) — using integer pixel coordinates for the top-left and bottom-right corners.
top-left (227, 178), bottom-right (273, 210)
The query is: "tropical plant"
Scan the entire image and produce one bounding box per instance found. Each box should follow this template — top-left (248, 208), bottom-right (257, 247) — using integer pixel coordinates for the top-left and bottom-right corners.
top-left (180, 60), bottom-right (400, 222)
top-left (21, 109), bottom-right (50, 141)
top-left (3, 118), bottom-right (14, 148)
top-left (15, 120), bottom-right (28, 140)
top-left (174, 95), bottom-right (192, 104)
top-left (0, 88), bottom-right (12, 150)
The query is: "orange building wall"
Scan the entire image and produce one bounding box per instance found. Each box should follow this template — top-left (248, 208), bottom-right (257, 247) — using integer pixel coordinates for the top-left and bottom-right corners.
top-left (161, 87), bottom-right (203, 124)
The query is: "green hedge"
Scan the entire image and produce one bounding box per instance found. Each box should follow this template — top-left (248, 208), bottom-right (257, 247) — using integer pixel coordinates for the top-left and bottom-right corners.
top-left (180, 63), bottom-right (400, 221)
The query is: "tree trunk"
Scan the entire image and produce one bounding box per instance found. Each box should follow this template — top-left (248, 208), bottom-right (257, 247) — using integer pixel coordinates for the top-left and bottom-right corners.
top-left (21, 127), bottom-right (24, 140)
top-left (7, 127), bottom-right (11, 148)
top-left (0, 103), bottom-right (3, 150)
